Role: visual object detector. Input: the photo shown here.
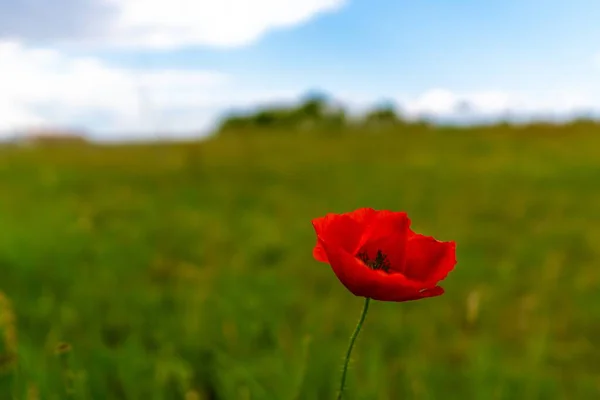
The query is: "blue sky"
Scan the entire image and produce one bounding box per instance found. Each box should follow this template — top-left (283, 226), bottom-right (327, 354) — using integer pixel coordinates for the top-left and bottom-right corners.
top-left (1, 0), bottom-right (599, 140)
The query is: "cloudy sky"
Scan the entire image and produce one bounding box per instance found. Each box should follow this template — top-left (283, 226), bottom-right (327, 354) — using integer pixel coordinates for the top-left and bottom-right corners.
top-left (1, 0), bottom-right (599, 140)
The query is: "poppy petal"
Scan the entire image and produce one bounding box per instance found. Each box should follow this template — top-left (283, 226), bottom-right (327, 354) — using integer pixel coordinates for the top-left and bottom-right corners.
top-left (319, 238), bottom-right (441, 302)
top-left (312, 213), bottom-right (363, 263)
top-left (399, 286), bottom-right (445, 302)
top-left (346, 207), bottom-right (379, 226)
top-left (355, 210), bottom-right (411, 271)
top-left (403, 234), bottom-right (456, 286)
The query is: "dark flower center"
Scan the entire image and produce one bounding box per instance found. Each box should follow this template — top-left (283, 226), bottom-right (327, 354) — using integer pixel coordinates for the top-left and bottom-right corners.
top-left (357, 250), bottom-right (390, 272)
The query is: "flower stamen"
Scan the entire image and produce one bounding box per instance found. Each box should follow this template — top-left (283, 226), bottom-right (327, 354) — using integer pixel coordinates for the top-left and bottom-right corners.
top-left (357, 250), bottom-right (390, 272)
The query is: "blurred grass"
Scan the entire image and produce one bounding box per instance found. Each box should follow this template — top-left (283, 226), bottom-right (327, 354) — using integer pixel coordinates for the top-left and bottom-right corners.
top-left (0, 124), bottom-right (599, 399)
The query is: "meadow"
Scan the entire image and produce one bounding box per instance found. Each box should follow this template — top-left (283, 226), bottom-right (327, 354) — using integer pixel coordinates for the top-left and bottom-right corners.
top-left (1, 122), bottom-right (599, 399)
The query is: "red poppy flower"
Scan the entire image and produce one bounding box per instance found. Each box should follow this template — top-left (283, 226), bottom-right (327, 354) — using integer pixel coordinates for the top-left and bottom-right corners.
top-left (312, 208), bottom-right (456, 302)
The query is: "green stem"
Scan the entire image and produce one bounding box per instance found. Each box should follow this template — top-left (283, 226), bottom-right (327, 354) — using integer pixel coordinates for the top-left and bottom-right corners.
top-left (337, 297), bottom-right (371, 400)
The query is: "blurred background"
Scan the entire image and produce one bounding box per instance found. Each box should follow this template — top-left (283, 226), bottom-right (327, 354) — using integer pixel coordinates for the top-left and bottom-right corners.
top-left (1, 0), bottom-right (600, 399)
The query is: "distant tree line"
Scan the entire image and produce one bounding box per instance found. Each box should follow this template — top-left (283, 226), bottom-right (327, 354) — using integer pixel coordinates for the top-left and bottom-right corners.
top-left (215, 91), bottom-right (419, 134)
top-left (214, 91), bottom-right (600, 135)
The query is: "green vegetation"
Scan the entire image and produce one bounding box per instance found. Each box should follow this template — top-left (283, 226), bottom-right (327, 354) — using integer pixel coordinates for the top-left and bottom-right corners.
top-left (216, 92), bottom-right (404, 135)
top-left (1, 118), bottom-right (600, 399)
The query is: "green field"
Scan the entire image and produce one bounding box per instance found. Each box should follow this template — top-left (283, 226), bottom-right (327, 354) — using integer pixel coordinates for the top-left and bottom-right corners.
top-left (1, 124), bottom-right (600, 399)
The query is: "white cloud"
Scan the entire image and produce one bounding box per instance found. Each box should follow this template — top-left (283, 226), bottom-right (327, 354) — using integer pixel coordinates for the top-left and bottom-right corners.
top-left (401, 89), bottom-right (511, 116)
top-left (399, 88), bottom-right (598, 121)
top-left (0, 0), bottom-right (347, 49)
top-left (0, 40), bottom-right (223, 135)
top-left (108, 0), bottom-right (347, 48)
top-left (0, 40), bottom-right (300, 139)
